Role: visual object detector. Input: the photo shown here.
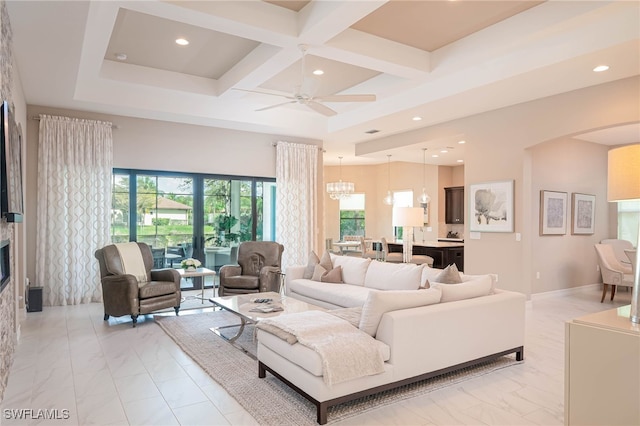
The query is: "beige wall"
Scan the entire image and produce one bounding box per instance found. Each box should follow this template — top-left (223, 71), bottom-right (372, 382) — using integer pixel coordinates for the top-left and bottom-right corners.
top-left (24, 105), bottom-right (322, 285)
top-left (355, 76), bottom-right (640, 296)
top-left (324, 161), bottom-right (440, 243)
top-left (529, 138), bottom-right (610, 293)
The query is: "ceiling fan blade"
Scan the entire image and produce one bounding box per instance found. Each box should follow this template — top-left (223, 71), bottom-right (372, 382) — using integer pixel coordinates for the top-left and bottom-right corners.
top-left (255, 100), bottom-right (297, 112)
top-left (306, 101), bottom-right (337, 117)
top-left (233, 88), bottom-right (294, 100)
top-left (315, 94), bottom-right (376, 102)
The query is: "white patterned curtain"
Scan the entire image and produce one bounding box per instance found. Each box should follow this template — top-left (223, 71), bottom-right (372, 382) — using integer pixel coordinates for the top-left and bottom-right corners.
top-left (276, 142), bottom-right (318, 270)
top-left (36, 115), bottom-right (113, 306)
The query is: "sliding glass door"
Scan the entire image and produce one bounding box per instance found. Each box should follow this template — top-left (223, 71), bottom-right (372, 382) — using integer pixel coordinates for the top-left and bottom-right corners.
top-left (112, 169), bottom-right (276, 277)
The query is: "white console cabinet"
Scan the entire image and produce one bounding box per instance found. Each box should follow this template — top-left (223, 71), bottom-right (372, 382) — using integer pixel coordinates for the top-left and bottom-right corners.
top-left (565, 305), bottom-right (640, 425)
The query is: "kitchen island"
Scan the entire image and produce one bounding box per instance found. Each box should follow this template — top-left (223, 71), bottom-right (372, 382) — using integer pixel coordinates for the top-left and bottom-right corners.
top-left (387, 240), bottom-right (464, 271)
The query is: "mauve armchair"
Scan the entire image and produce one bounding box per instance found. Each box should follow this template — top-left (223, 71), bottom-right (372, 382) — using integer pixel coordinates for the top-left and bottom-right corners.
top-left (219, 241), bottom-right (284, 296)
top-left (95, 242), bottom-right (181, 327)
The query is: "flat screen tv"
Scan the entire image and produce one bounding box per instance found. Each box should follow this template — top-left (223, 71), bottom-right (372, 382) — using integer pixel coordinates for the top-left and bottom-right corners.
top-left (0, 100), bottom-right (23, 223)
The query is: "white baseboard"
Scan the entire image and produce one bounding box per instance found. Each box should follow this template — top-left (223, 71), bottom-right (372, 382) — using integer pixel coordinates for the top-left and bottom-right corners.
top-left (530, 283), bottom-right (600, 301)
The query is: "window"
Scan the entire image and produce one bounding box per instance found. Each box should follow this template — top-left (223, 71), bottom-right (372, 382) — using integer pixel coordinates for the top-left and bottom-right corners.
top-left (618, 200), bottom-right (640, 247)
top-left (339, 194), bottom-right (365, 239)
top-left (111, 169), bottom-right (276, 255)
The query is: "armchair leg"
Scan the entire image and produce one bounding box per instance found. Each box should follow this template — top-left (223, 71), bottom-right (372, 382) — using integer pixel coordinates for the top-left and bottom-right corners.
top-left (104, 314), bottom-right (109, 321)
top-left (610, 285), bottom-right (616, 301)
top-left (174, 306), bottom-right (180, 316)
top-left (131, 314), bottom-right (138, 327)
top-left (601, 284), bottom-right (608, 303)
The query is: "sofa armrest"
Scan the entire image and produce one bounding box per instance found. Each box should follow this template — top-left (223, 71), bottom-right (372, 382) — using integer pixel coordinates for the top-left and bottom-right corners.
top-left (375, 290), bottom-right (526, 381)
top-left (286, 265), bottom-right (305, 281)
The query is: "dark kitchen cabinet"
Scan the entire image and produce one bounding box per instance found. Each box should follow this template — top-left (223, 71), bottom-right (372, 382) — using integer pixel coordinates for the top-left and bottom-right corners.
top-left (445, 186), bottom-right (464, 224)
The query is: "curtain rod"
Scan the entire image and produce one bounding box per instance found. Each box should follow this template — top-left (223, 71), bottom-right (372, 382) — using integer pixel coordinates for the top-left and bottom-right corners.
top-left (271, 142), bottom-right (323, 151)
top-left (30, 115), bottom-right (118, 129)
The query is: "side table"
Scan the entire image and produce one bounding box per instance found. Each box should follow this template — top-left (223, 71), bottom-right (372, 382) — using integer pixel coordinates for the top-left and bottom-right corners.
top-left (177, 267), bottom-right (217, 303)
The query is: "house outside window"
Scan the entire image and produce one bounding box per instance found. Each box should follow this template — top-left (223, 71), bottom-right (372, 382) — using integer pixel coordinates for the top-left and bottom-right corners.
top-left (339, 194), bottom-right (365, 239)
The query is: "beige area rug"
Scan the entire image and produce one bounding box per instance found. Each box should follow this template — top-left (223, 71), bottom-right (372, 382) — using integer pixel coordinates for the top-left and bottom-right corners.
top-left (155, 311), bottom-right (522, 425)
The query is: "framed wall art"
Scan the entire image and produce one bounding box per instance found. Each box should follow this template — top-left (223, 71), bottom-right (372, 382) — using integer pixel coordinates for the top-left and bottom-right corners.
top-left (540, 190), bottom-right (567, 235)
top-left (469, 180), bottom-right (514, 232)
top-left (571, 193), bottom-right (595, 235)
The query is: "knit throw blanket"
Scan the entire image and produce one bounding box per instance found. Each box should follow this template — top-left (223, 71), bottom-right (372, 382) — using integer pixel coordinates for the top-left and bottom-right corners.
top-left (257, 310), bottom-right (386, 386)
top-left (115, 242), bottom-right (148, 283)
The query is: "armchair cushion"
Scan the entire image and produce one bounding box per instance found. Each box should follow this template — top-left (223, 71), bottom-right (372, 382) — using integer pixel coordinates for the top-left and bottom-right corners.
top-left (138, 281), bottom-right (180, 299)
top-left (223, 275), bottom-right (260, 290)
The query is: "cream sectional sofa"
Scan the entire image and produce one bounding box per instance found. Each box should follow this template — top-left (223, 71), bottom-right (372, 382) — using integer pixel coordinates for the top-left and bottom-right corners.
top-left (257, 254), bottom-right (526, 424)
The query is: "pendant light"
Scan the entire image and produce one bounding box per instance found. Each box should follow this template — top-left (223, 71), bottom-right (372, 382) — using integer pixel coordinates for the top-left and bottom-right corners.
top-left (326, 157), bottom-right (355, 200)
top-left (383, 155), bottom-right (394, 205)
top-left (417, 148), bottom-right (431, 205)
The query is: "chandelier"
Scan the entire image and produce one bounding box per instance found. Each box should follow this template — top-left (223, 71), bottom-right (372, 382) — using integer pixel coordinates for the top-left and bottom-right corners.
top-left (417, 148), bottom-right (431, 205)
top-left (383, 154), bottom-right (394, 205)
top-left (326, 157), bottom-right (355, 200)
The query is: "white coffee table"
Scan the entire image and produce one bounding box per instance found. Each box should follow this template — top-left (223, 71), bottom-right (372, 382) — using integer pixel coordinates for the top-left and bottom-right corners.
top-left (177, 267), bottom-right (216, 303)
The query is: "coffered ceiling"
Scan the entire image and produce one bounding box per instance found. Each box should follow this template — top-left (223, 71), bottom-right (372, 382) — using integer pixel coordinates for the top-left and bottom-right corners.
top-left (7, 1), bottom-right (640, 165)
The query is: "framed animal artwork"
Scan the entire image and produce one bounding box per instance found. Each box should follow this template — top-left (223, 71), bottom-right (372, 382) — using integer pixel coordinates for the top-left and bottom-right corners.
top-left (469, 180), bottom-right (514, 233)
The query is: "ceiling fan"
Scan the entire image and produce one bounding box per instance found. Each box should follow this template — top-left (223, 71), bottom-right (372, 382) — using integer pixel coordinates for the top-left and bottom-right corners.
top-left (235, 45), bottom-right (376, 117)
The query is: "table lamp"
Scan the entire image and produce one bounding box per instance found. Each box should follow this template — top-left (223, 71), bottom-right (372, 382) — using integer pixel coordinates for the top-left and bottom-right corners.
top-left (392, 207), bottom-right (424, 263)
top-left (608, 143), bottom-right (640, 323)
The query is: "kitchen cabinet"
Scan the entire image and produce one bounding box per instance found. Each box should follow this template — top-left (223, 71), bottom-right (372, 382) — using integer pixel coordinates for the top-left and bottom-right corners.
top-left (387, 241), bottom-right (464, 271)
top-left (445, 186), bottom-right (464, 224)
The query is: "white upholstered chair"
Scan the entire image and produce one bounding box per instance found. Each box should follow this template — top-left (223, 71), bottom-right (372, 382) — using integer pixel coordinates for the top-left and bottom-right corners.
top-left (380, 237), bottom-right (402, 263)
top-left (594, 243), bottom-right (634, 303)
top-left (600, 239), bottom-right (634, 274)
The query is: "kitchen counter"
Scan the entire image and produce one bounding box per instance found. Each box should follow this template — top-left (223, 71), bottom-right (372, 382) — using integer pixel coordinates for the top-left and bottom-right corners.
top-left (387, 240), bottom-right (464, 270)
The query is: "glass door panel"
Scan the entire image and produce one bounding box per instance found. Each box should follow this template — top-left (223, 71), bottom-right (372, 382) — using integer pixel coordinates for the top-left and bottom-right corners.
top-left (203, 178), bottom-right (232, 272)
top-left (111, 173), bottom-right (130, 243)
top-left (136, 175), bottom-right (194, 269)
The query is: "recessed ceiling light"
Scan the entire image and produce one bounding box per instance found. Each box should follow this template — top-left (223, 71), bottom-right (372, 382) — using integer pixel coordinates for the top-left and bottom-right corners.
top-left (115, 53), bottom-right (127, 61)
top-left (440, 149), bottom-right (448, 153)
top-left (175, 38), bottom-right (189, 46)
top-left (412, 116), bottom-right (422, 121)
top-left (458, 140), bottom-right (466, 144)
top-left (593, 65), bottom-right (609, 72)
top-left (457, 159), bottom-right (464, 163)
top-left (432, 154), bottom-right (439, 158)
top-left (313, 69), bottom-right (324, 75)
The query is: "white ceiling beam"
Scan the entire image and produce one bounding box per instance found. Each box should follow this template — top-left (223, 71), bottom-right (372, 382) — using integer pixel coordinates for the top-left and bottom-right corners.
top-left (296, 0), bottom-right (387, 45)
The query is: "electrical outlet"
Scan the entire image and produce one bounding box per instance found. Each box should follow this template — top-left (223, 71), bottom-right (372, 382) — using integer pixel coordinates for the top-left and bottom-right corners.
top-left (536, 271), bottom-right (540, 279)
top-left (596, 265), bottom-right (600, 271)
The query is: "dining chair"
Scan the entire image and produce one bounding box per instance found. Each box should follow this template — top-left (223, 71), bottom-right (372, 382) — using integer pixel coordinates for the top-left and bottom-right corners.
top-left (380, 237), bottom-right (402, 263)
top-left (594, 243), bottom-right (634, 303)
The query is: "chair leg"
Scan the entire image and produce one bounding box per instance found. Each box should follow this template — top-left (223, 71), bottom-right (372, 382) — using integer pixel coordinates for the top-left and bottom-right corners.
top-left (104, 314), bottom-right (109, 321)
top-left (131, 314), bottom-right (138, 327)
top-left (610, 285), bottom-right (616, 301)
top-left (174, 306), bottom-right (180, 316)
top-left (601, 284), bottom-right (608, 303)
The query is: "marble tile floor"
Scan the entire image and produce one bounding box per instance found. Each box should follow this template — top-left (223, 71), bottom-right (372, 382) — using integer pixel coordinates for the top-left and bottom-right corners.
top-left (0, 286), bottom-right (631, 426)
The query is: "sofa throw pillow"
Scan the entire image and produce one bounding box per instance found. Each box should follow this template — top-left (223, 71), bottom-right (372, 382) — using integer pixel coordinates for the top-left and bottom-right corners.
top-left (461, 273), bottom-right (498, 294)
top-left (359, 288), bottom-right (442, 337)
top-left (330, 254), bottom-right (371, 286)
top-left (430, 274), bottom-right (493, 303)
top-left (321, 266), bottom-right (343, 283)
top-left (311, 264), bottom-right (343, 283)
top-left (364, 260), bottom-right (423, 290)
top-left (303, 251), bottom-right (320, 279)
top-left (319, 251), bottom-right (333, 271)
top-left (434, 264), bottom-right (462, 284)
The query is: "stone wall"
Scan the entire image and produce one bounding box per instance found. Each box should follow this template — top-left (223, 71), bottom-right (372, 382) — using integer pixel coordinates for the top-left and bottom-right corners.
top-left (0, 0), bottom-right (18, 402)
